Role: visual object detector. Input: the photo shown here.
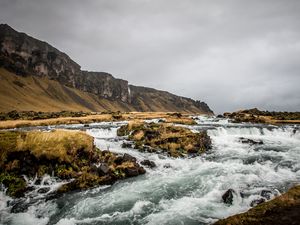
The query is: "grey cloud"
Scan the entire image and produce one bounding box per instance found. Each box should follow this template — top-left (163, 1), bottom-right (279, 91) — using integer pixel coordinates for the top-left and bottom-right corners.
top-left (1, 0), bottom-right (299, 113)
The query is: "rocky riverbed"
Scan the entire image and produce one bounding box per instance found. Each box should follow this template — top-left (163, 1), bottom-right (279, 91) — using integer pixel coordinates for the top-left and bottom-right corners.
top-left (0, 116), bottom-right (299, 225)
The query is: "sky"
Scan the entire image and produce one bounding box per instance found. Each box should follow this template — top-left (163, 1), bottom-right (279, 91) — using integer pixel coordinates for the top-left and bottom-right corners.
top-left (0, 0), bottom-right (299, 113)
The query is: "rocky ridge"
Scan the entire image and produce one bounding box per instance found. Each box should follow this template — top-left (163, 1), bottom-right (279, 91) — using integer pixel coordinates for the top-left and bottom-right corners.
top-left (0, 24), bottom-right (213, 114)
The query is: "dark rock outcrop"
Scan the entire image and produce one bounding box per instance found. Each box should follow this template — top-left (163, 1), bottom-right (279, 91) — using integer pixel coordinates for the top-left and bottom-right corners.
top-left (239, 137), bottom-right (263, 145)
top-left (141, 159), bottom-right (156, 168)
top-left (214, 185), bottom-right (300, 225)
top-left (0, 24), bottom-right (213, 114)
top-left (222, 189), bottom-right (236, 205)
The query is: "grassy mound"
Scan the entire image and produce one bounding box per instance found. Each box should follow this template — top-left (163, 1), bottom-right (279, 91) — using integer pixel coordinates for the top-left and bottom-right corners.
top-left (224, 108), bottom-right (300, 124)
top-left (0, 130), bottom-right (145, 197)
top-left (117, 122), bottom-right (211, 157)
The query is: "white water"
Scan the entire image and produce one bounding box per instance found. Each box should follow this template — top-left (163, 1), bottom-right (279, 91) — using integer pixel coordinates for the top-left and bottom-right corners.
top-left (1, 118), bottom-right (299, 225)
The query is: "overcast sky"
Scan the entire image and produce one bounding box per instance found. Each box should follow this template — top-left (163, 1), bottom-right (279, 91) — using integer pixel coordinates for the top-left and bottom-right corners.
top-left (1, 0), bottom-right (299, 113)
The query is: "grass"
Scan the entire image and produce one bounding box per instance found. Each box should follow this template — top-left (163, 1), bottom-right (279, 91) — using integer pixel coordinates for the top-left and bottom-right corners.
top-left (0, 67), bottom-right (212, 114)
top-left (118, 122), bottom-right (211, 157)
top-left (0, 130), bottom-right (94, 166)
top-left (0, 68), bottom-right (135, 113)
top-left (224, 108), bottom-right (300, 124)
top-left (0, 112), bottom-right (200, 129)
top-left (0, 129), bottom-right (146, 197)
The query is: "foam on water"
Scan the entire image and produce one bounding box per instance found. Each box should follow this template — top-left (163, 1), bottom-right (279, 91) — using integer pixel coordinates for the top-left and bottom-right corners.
top-left (1, 118), bottom-right (300, 225)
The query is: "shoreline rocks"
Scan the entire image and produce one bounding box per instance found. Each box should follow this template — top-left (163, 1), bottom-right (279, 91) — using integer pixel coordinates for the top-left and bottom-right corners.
top-left (224, 108), bottom-right (300, 124)
top-left (0, 130), bottom-right (145, 198)
top-left (214, 185), bottom-right (300, 225)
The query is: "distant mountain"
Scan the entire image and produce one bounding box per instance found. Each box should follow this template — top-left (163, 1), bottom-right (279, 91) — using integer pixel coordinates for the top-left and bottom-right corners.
top-left (0, 24), bottom-right (213, 114)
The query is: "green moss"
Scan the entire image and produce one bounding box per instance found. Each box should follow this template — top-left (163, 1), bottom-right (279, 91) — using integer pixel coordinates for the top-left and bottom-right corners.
top-left (113, 169), bottom-right (126, 178)
top-left (0, 172), bottom-right (26, 198)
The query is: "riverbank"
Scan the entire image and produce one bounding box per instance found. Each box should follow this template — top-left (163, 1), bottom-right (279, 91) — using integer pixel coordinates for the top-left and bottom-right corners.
top-left (0, 129), bottom-right (145, 198)
top-left (224, 108), bottom-right (300, 124)
top-left (0, 111), bottom-right (197, 129)
top-left (214, 185), bottom-right (300, 225)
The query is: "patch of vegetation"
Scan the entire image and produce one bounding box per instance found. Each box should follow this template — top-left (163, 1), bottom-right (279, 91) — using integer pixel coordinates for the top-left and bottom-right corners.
top-left (117, 122), bottom-right (211, 157)
top-left (0, 110), bottom-right (94, 121)
top-left (12, 80), bottom-right (26, 88)
top-left (0, 130), bottom-right (145, 198)
top-left (224, 108), bottom-right (300, 124)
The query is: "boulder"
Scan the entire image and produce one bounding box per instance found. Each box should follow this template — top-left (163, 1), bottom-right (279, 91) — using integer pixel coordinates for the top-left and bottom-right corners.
top-left (121, 142), bottom-right (133, 148)
top-left (239, 137), bottom-right (263, 145)
top-left (97, 163), bottom-right (110, 175)
top-left (222, 189), bottom-right (236, 205)
top-left (122, 153), bottom-right (137, 162)
top-left (141, 159), bottom-right (156, 168)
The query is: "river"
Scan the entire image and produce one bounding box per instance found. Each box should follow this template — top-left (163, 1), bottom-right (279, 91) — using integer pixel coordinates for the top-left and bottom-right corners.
top-left (0, 116), bottom-right (299, 225)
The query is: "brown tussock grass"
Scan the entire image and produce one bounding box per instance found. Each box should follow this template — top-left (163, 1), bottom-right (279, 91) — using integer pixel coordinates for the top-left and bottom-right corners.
top-left (0, 130), bottom-right (94, 165)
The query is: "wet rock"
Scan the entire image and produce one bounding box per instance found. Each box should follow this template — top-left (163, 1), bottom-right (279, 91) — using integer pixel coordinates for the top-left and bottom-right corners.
top-left (114, 156), bottom-right (124, 165)
top-left (222, 189), bottom-right (236, 205)
top-left (250, 198), bottom-right (266, 207)
top-left (217, 114), bottom-right (224, 118)
top-left (10, 200), bottom-right (29, 213)
top-left (141, 159), bottom-right (156, 168)
top-left (97, 163), bottom-right (110, 175)
top-left (121, 142), bottom-right (133, 148)
top-left (83, 124), bottom-right (90, 127)
top-left (10, 198), bottom-right (38, 213)
top-left (239, 137), bottom-right (263, 145)
top-left (261, 190), bottom-right (273, 200)
top-left (124, 168), bottom-right (140, 177)
top-left (37, 187), bottom-right (50, 194)
top-left (45, 191), bottom-right (63, 201)
top-left (122, 153), bottom-right (137, 162)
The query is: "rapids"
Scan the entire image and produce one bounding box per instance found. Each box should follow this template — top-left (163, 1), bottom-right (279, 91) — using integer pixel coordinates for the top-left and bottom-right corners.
top-left (0, 117), bottom-right (299, 225)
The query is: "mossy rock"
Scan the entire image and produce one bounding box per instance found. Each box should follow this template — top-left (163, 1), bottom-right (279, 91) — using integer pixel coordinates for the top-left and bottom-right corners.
top-left (0, 172), bottom-right (27, 198)
top-left (117, 122), bottom-right (211, 157)
top-left (0, 130), bottom-right (146, 198)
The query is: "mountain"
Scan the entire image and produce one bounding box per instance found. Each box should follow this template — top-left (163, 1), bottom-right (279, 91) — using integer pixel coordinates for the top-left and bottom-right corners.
top-left (0, 24), bottom-right (213, 114)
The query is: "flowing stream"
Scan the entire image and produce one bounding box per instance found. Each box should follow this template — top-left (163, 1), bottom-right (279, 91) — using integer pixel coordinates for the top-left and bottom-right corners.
top-left (0, 117), bottom-right (300, 225)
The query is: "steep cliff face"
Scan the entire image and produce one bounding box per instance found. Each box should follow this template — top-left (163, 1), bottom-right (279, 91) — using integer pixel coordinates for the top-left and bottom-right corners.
top-left (0, 24), bottom-right (130, 103)
top-left (0, 24), bottom-right (213, 114)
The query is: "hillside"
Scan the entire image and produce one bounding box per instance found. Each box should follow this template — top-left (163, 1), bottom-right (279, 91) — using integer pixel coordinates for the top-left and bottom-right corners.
top-left (0, 68), bottom-right (133, 112)
top-left (0, 24), bottom-right (213, 114)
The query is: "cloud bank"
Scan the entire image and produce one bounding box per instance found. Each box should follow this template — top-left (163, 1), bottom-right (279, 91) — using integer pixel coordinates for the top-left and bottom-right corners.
top-left (1, 0), bottom-right (299, 113)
